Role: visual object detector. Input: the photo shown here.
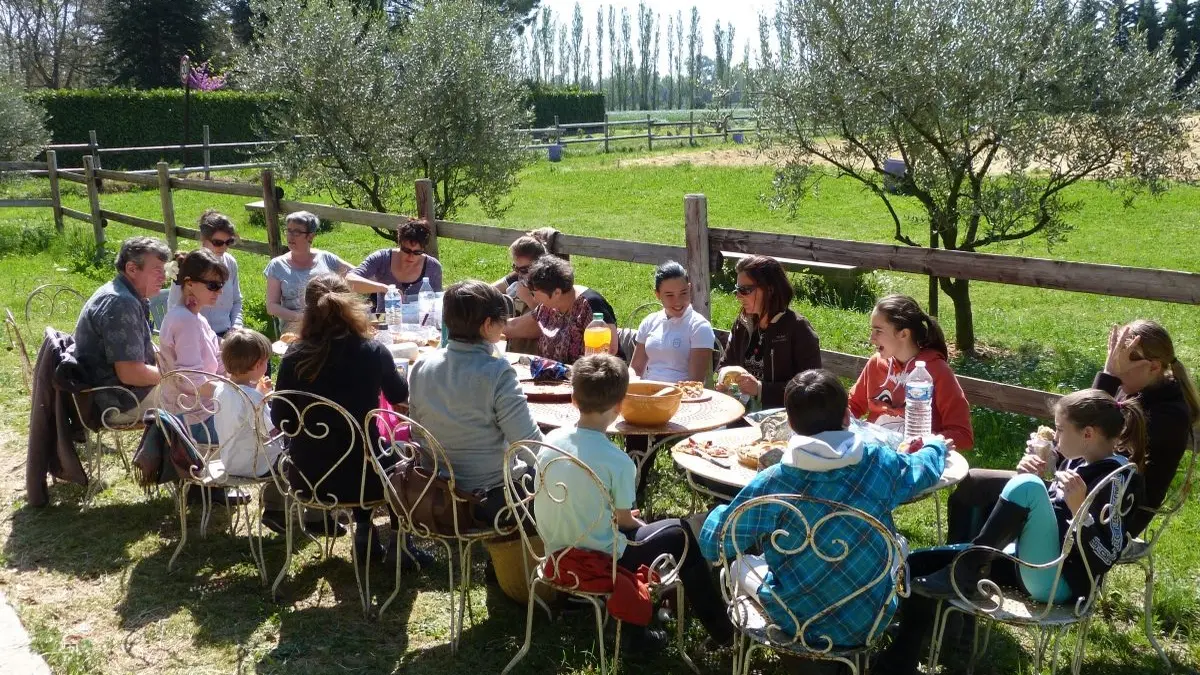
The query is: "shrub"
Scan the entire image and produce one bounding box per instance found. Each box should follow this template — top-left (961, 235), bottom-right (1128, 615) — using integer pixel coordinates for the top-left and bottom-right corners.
top-left (524, 83), bottom-right (605, 127)
top-left (25, 89), bottom-right (281, 169)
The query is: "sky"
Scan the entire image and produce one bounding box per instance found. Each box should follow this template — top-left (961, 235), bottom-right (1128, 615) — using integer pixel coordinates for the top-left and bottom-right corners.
top-left (539, 0), bottom-right (776, 70)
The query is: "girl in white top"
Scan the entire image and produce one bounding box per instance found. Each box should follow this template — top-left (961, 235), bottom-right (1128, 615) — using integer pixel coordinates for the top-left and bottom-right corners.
top-left (631, 261), bottom-right (715, 384)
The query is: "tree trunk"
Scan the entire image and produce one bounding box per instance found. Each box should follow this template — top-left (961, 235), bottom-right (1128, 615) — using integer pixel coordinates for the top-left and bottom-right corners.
top-left (939, 276), bottom-right (976, 356)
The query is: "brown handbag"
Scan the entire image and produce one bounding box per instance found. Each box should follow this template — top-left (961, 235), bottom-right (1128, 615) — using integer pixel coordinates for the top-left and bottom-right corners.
top-left (388, 454), bottom-right (486, 536)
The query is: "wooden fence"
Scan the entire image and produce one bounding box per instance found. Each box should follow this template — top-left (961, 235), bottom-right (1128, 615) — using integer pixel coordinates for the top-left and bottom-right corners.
top-left (522, 112), bottom-right (758, 152)
top-left (6, 157), bottom-right (1200, 420)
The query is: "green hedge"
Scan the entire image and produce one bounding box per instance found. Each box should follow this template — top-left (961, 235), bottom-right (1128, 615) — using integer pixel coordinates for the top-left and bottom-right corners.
top-left (25, 89), bottom-right (281, 170)
top-left (524, 84), bottom-right (606, 128)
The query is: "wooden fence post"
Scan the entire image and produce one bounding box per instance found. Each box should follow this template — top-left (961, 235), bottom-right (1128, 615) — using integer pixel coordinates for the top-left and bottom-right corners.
top-left (46, 150), bottom-right (63, 232)
top-left (684, 193), bottom-right (712, 320)
top-left (415, 178), bottom-right (439, 260)
top-left (88, 130), bottom-right (103, 192)
top-left (202, 125), bottom-right (212, 180)
top-left (261, 169), bottom-right (282, 257)
top-left (82, 156), bottom-right (106, 260)
top-left (689, 110), bottom-right (695, 147)
top-left (156, 162), bottom-right (178, 252)
top-left (647, 114), bottom-right (653, 151)
top-left (603, 112), bottom-right (610, 153)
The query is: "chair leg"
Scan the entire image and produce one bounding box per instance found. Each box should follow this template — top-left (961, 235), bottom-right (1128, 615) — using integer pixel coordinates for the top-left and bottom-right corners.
top-left (441, 539), bottom-right (459, 654)
top-left (1049, 625), bottom-right (1066, 675)
top-left (378, 528), bottom-right (404, 621)
top-left (245, 492), bottom-right (267, 584)
top-left (673, 582), bottom-right (699, 673)
top-left (927, 601), bottom-right (950, 673)
top-left (589, 597), bottom-right (608, 675)
top-left (350, 515), bottom-right (375, 620)
top-left (967, 617), bottom-right (991, 675)
top-left (501, 577), bottom-right (541, 674)
top-left (1141, 555), bottom-right (1170, 668)
top-left (271, 500), bottom-right (298, 600)
top-left (168, 483), bottom-right (190, 571)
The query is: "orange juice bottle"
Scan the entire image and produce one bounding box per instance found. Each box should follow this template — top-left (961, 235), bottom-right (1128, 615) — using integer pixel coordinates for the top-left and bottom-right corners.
top-left (583, 313), bottom-right (610, 355)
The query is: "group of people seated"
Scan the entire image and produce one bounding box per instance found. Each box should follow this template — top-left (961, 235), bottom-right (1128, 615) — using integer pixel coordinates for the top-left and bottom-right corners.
top-left (62, 207), bottom-right (1198, 667)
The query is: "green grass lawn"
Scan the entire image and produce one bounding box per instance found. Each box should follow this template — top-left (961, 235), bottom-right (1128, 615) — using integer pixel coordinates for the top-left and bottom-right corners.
top-left (0, 144), bottom-right (1198, 673)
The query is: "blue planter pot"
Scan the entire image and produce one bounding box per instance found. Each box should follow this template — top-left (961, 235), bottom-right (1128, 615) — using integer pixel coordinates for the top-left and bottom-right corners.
top-left (732, 132), bottom-right (745, 144)
top-left (548, 144), bottom-right (564, 162)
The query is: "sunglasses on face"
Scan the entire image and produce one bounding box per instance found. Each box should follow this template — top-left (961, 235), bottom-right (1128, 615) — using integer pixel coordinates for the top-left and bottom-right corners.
top-left (189, 279), bottom-right (225, 292)
top-left (735, 284), bottom-right (758, 296)
top-left (400, 245), bottom-right (424, 256)
top-left (209, 237), bottom-right (235, 247)
top-left (512, 263), bottom-right (532, 275)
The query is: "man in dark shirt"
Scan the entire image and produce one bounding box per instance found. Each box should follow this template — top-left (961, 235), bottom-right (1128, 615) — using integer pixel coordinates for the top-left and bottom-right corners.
top-left (73, 236), bottom-right (170, 422)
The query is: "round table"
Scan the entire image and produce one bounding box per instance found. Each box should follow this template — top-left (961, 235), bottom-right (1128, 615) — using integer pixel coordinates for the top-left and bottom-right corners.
top-left (528, 388), bottom-right (746, 478)
top-left (671, 426), bottom-right (970, 541)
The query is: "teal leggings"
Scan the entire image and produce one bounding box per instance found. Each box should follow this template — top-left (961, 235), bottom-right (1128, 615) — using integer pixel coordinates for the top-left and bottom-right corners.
top-left (1000, 474), bottom-right (1073, 604)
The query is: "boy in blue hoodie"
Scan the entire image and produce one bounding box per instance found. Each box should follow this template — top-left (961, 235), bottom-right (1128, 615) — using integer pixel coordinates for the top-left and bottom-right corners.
top-left (699, 368), bottom-right (949, 649)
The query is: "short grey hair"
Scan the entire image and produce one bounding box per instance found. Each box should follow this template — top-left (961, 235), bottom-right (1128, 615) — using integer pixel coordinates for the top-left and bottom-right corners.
top-left (285, 210), bottom-right (320, 234)
top-left (115, 236), bottom-right (171, 272)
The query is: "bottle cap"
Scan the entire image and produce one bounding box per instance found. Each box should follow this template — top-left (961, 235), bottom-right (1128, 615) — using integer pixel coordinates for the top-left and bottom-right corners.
top-left (593, 313), bottom-right (604, 322)
top-left (915, 361), bottom-right (926, 367)
top-left (422, 277), bottom-right (430, 283)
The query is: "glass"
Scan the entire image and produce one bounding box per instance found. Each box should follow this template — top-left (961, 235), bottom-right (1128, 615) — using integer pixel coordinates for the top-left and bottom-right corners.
top-left (188, 279), bottom-right (224, 291)
top-left (209, 237), bottom-right (235, 247)
top-left (734, 284), bottom-right (758, 296)
top-left (400, 245), bottom-right (424, 256)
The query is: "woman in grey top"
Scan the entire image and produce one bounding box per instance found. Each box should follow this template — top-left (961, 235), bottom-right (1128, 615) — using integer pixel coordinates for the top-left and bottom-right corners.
top-left (167, 210), bottom-right (243, 336)
top-left (408, 280), bottom-right (542, 524)
top-left (264, 210), bottom-right (377, 332)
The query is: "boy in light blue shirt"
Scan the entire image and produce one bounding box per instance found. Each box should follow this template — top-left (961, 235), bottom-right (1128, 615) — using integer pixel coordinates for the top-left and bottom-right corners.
top-left (537, 354), bottom-right (733, 650)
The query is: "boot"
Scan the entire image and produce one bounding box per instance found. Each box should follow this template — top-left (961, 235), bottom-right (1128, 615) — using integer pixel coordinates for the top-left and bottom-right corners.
top-left (915, 499), bottom-right (1030, 600)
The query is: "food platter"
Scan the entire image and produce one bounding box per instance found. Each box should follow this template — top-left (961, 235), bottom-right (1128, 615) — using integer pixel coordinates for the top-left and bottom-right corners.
top-left (675, 380), bottom-right (712, 403)
top-left (520, 379), bottom-right (573, 402)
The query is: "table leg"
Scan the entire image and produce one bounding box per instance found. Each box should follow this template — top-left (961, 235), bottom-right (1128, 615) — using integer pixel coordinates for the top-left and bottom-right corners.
top-left (935, 494), bottom-right (944, 544)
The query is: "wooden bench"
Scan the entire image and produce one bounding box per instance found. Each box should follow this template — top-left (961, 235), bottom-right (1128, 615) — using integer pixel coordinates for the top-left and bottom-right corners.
top-left (721, 250), bottom-right (864, 298)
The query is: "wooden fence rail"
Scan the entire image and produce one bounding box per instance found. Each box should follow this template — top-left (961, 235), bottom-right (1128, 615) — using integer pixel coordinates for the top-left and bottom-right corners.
top-left (9, 157), bottom-right (1199, 420)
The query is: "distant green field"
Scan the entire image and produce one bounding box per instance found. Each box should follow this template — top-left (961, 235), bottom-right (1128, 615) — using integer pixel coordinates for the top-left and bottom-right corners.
top-left (1, 143), bottom-right (1197, 673)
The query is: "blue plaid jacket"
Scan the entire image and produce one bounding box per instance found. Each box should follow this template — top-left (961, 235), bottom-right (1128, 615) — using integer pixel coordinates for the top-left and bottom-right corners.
top-left (699, 433), bottom-right (946, 649)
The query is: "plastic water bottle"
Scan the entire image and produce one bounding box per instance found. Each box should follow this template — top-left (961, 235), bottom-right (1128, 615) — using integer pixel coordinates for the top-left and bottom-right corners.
top-left (904, 361), bottom-right (935, 440)
top-left (583, 313), bottom-right (610, 355)
top-left (417, 277), bottom-right (438, 340)
top-left (384, 284), bottom-right (403, 338)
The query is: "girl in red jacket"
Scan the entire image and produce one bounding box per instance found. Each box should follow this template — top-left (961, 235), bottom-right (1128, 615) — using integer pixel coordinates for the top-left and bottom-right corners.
top-left (848, 295), bottom-right (974, 450)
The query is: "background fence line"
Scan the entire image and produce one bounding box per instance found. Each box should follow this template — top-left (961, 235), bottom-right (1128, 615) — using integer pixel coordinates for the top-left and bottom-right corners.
top-left (5, 156), bottom-right (1198, 419)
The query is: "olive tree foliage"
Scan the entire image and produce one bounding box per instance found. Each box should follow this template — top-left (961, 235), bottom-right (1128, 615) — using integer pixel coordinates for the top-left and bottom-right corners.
top-left (755, 0), bottom-right (1198, 354)
top-left (242, 0), bottom-right (530, 238)
top-left (0, 75), bottom-right (49, 162)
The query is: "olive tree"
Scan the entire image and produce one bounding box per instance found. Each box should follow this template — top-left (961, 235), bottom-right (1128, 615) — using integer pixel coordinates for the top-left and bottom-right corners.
top-left (243, 0), bottom-right (530, 238)
top-left (0, 75), bottom-right (48, 161)
top-left (756, 0), bottom-right (1198, 354)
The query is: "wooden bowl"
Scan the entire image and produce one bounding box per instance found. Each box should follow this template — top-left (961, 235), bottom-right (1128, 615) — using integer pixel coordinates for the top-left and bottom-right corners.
top-left (622, 381), bottom-right (683, 427)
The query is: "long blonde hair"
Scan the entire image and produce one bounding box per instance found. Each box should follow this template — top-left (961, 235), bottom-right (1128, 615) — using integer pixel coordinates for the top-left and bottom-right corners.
top-left (1124, 320), bottom-right (1200, 431)
top-left (293, 274), bottom-right (372, 382)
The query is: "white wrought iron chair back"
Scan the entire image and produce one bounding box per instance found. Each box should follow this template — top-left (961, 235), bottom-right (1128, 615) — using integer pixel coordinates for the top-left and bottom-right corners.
top-left (70, 380), bottom-right (153, 505)
top-left (710, 493), bottom-right (907, 675)
top-left (930, 461), bottom-right (1140, 675)
top-left (1113, 429), bottom-right (1198, 666)
top-left (500, 440), bottom-right (696, 675)
top-left (259, 388), bottom-right (387, 616)
top-left (4, 308), bottom-right (32, 390)
top-left (24, 283), bottom-right (84, 325)
top-left (364, 407), bottom-right (517, 649)
top-left (153, 368), bottom-right (272, 580)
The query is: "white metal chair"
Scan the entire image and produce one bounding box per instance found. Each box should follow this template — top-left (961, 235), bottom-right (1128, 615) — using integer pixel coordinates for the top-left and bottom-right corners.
top-left (154, 368), bottom-right (274, 581)
top-left (367, 409), bottom-right (515, 652)
top-left (3, 308), bottom-right (32, 390)
top-left (70, 383), bottom-right (154, 504)
top-left (24, 283), bottom-right (84, 325)
top-left (262, 389), bottom-right (393, 618)
top-left (926, 462), bottom-right (1139, 675)
top-left (709, 493), bottom-right (908, 675)
top-left (500, 440), bottom-right (698, 675)
top-left (1111, 436), bottom-right (1197, 667)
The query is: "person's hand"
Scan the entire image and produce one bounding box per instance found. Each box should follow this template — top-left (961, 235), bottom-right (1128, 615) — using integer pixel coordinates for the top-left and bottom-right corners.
top-left (737, 374), bottom-right (761, 396)
top-left (1056, 469), bottom-right (1087, 515)
top-left (939, 436), bottom-right (956, 454)
top-left (256, 376), bottom-right (273, 394)
top-left (1016, 454), bottom-right (1047, 475)
top-left (1105, 325), bottom-right (1150, 381)
top-left (714, 381), bottom-right (728, 393)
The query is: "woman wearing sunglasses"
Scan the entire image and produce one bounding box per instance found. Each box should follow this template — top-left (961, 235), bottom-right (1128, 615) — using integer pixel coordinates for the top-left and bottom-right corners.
top-left (159, 248), bottom-right (230, 441)
top-left (167, 210), bottom-right (244, 338)
top-left (715, 255), bottom-right (821, 409)
top-left (347, 220), bottom-right (444, 311)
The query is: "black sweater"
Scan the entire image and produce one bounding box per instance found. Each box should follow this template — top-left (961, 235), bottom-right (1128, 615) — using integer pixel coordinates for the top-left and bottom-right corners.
top-left (1092, 371), bottom-right (1192, 537)
top-left (273, 335), bottom-right (408, 503)
top-left (718, 309), bottom-right (822, 409)
top-left (1052, 455), bottom-right (1142, 599)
